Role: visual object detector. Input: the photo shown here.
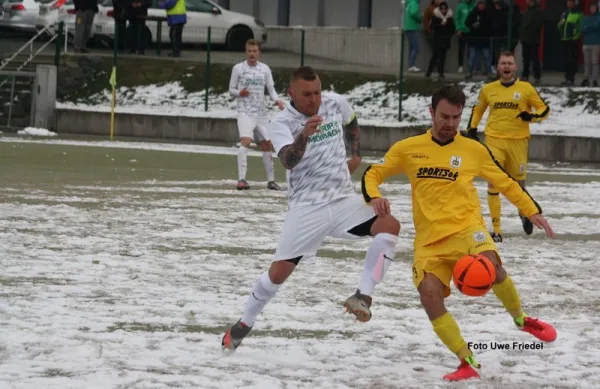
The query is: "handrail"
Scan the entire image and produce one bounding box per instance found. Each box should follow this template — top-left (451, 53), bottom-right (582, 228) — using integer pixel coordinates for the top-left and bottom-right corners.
top-left (14, 34), bottom-right (59, 73)
top-left (0, 23), bottom-right (56, 71)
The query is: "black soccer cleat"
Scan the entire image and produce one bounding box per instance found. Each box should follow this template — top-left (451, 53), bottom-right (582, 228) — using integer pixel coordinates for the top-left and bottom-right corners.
top-left (490, 232), bottom-right (503, 243)
top-left (267, 181), bottom-right (283, 191)
top-left (221, 320), bottom-right (252, 352)
top-left (521, 215), bottom-right (534, 235)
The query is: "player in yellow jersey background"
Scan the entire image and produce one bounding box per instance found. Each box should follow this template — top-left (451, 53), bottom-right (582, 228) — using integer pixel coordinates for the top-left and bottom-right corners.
top-left (361, 84), bottom-right (557, 381)
top-left (465, 51), bottom-right (550, 242)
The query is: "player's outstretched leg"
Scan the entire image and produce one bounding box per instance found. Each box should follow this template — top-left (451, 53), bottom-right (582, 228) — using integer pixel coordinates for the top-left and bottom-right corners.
top-left (487, 186), bottom-right (503, 242)
top-left (345, 215), bottom-right (400, 322)
top-left (237, 141), bottom-right (251, 190)
top-left (418, 273), bottom-right (480, 381)
top-left (222, 259), bottom-right (296, 352)
top-left (484, 250), bottom-right (557, 342)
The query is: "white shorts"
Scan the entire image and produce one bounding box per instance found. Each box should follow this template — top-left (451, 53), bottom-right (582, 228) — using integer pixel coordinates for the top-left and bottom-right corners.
top-left (237, 114), bottom-right (270, 141)
top-left (274, 195), bottom-right (377, 260)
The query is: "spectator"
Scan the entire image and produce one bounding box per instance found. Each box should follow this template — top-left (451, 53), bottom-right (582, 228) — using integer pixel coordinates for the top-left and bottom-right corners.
top-left (126, 0), bottom-right (151, 55)
top-left (520, 0), bottom-right (544, 84)
top-left (425, 1), bottom-right (455, 80)
top-left (558, 0), bottom-right (583, 86)
top-left (455, 0), bottom-right (475, 73)
top-left (112, 0), bottom-right (129, 52)
top-left (490, 0), bottom-right (509, 73)
top-left (159, 0), bottom-right (187, 57)
top-left (404, 0), bottom-right (423, 72)
top-left (73, 0), bottom-right (98, 53)
top-left (581, 2), bottom-right (600, 86)
top-left (423, 0), bottom-right (442, 52)
top-left (465, 0), bottom-right (492, 79)
top-left (510, 2), bottom-right (521, 52)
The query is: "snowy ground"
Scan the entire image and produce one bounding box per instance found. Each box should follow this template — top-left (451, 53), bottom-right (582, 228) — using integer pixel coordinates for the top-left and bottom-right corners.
top-left (56, 81), bottom-right (600, 138)
top-left (0, 138), bottom-right (599, 389)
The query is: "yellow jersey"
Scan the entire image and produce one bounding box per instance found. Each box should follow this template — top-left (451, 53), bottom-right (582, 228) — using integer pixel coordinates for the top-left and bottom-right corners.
top-left (362, 130), bottom-right (542, 247)
top-left (467, 79), bottom-right (550, 139)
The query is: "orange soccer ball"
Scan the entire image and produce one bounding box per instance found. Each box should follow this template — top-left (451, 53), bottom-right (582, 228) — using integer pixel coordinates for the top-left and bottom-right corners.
top-left (453, 254), bottom-right (497, 297)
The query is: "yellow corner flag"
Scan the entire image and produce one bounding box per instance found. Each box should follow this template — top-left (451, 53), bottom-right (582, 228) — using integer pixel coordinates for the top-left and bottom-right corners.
top-left (109, 66), bottom-right (117, 141)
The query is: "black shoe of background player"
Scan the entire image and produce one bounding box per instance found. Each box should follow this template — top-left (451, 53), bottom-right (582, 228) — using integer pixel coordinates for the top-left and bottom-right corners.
top-left (490, 232), bottom-right (503, 243)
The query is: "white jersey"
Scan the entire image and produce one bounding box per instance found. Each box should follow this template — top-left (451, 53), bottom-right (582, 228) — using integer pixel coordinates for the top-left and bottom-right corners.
top-left (229, 61), bottom-right (278, 117)
top-left (269, 92), bottom-right (357, 209)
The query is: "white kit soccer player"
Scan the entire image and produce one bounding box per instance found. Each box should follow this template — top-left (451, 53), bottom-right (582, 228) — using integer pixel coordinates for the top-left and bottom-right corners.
top-left (229, 39), bottom-right (285, 191)
top-left (222, 66), bottom-right (402, 352)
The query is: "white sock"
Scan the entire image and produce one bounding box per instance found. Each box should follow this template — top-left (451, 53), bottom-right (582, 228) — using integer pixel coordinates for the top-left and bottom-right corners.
top-left (237, 146), bottom-right (249, 180)
top-left (263, 152), bottom-right (275, 182)
top-left (358, 232), bottom-right (398, 296)
top-left (240, 272), bottom-right (281, 327)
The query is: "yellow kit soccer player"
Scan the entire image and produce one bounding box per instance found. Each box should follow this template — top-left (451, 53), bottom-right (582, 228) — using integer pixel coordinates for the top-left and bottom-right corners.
top-left (466, 51), bottom-right (550, 242)
top-left (362, 85), bottom-right (557, 381)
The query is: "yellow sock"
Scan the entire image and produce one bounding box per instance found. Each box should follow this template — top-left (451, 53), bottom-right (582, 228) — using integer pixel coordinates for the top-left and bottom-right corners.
top-left (492, 276), bottom-right (524, 319)
top-left (431, 312), bottom-right (471, 360)
top-left (488, 191), bottom-right (502, 234)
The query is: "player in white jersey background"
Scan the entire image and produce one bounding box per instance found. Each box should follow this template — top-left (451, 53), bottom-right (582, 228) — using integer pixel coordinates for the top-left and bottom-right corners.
top-left (222, 66), bottom-right (402, 352)
top-left (229, 39), bottom-right (286, 191)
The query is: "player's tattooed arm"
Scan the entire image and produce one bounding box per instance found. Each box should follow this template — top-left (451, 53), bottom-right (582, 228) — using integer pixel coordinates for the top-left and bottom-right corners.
top-left (278, 132), bottom-right (310, 170)
top-left (344, 117), bottom-right (361, 158)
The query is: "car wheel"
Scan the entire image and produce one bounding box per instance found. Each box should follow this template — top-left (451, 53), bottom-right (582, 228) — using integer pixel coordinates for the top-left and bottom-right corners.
top-left (226, 25), bottom-right (253, 51)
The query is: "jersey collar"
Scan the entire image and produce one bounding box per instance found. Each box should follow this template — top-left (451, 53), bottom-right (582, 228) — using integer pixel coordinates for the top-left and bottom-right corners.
top-left (428, 129), bottom-right (454, 146)
top-left (500, 78), bottom-right (517, 88)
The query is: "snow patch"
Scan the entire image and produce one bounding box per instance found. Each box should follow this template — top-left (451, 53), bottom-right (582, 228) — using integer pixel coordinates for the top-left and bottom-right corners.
top-left (17, 127), bottom-right (58, 137)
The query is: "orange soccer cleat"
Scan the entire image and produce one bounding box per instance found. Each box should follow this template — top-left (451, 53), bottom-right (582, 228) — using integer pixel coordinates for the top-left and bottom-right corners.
top-left (443, 355), bottom-right (481, 381)
top-left (516, 315), bottom-right (557, 342)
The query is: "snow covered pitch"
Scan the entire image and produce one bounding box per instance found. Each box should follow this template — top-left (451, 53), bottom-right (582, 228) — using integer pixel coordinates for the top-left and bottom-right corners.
top-left (0, 138), bottom-right (598, 388)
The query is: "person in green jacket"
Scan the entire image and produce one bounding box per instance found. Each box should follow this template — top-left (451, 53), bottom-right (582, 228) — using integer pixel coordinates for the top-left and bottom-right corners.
top-left (558, 0), bottom-right (584, 86)
top-left (404, 0), bottom-right (423, 71)
top-left (455, 0), bottom-right (475, 73)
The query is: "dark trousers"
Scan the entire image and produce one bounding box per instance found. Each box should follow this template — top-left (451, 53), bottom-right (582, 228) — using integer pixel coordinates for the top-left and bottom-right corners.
top-left (127, 18), bottom-right (146, 54)
top-left (169, 24), bottom-right (184, 55)
top-left (426, 48), bottom-right (448, 76)
top-left (114, 19), bottom-right (127, 51)
top-left (562, 40), bottom-right (579, 82)
top-left (491, 37), bottom-right (507, 67)
top-left (458, 35), bottom-right (468, 67)
top-left (521, 43), bottom-right (541, 80)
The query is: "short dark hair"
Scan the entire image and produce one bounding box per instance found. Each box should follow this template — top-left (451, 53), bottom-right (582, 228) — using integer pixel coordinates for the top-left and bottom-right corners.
top-left (431, 84), bottom-right (466, 110)
top-left (498, 50), bottom-right (515, 59)
top-left (290, 66), bottom-right (319, 83)
top-left (245, 39), bottom-right (261, 49)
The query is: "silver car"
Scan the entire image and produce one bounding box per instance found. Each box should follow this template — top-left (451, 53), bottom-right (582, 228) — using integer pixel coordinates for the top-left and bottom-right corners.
top-left (0, 0), bottom-right (41, 32)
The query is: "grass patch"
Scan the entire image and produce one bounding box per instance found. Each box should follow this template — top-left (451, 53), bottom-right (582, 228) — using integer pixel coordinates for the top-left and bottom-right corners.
top-left (41, 368), bottom-right (73, 377)
top-left (564, 89), bottom-right (600, 113)
top-left (57, 55), bottom-right (453, 103)
top-left (105, 322), bottom-right (357, 339)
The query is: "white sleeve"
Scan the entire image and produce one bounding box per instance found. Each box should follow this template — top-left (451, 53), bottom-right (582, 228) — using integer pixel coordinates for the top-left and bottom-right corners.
top-left (268, 117), bottom-right (294, 154)
top-left (264, 67), bottom-right (279, 102)
top-left (336, 94), bottom-right (356, 125)
top-left (228, 64), bottom-right (242, 97)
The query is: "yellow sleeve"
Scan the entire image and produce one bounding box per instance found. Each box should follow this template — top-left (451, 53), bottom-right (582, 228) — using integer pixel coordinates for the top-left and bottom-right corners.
top-left (466, 87), bottom-right (489, 129)
top-left (478, 143), bottom-right (542, 217)
top-left (528, 86), bottom-right (550, 123)
top-left (361, 141), bottom-right (405, 202)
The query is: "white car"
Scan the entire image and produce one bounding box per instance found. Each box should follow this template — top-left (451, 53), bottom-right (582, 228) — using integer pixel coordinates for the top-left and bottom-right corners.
top-left (0, 0), bottom-right (41, 32)
top-left (93, 0), bottom-right (267, 51)
top-left (35, 0), bottom-right (70, 33)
